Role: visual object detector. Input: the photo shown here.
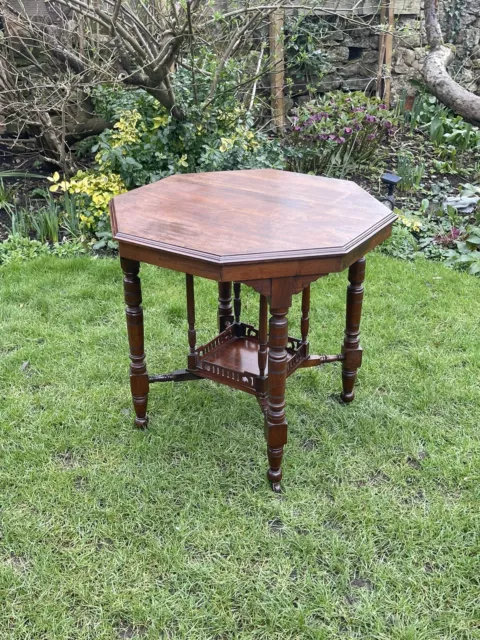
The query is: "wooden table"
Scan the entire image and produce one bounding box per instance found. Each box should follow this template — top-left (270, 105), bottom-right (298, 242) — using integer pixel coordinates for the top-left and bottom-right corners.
top-left (111, 169), bottom-right (396, 491)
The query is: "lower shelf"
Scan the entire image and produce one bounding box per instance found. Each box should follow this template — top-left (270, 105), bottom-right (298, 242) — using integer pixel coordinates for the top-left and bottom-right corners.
top-left (193, 324), bottom-right (308, 395)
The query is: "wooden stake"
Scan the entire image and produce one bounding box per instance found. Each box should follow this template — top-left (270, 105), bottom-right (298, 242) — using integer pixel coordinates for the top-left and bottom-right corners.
top-left (376, 0), bottom-right (387, 99)
top-left (269, 8), bottom-right (286, 132)
top-left (384, 0), bottom-right (395, 108)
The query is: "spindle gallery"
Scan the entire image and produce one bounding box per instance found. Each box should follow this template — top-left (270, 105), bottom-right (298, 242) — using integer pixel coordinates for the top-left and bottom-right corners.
top-left (110, 169), bottom-right (396, 491)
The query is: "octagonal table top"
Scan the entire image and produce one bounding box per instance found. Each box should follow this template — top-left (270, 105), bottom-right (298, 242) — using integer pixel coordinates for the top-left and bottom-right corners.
top-left (111, 169), bottom-right (396, 280)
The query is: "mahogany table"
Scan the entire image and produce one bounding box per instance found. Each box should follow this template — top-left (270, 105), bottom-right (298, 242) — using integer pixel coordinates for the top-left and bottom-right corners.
top-left (110, 169), bottom-right (396, 491)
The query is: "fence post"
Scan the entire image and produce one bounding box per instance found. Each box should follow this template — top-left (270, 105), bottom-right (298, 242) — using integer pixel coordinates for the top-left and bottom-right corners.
top-left (269, 8), bottom-right (286, 132)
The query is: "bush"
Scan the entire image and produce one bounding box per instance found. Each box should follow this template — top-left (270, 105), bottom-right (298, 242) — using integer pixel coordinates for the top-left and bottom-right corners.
top-left (284, 91), bottom-right (397, 177)
top-left (49, 171), bottom-right (126, 233)
top-left (51, 62), bottom-right (283, 235)
top-left (90, 66), bottom-right (283, 189)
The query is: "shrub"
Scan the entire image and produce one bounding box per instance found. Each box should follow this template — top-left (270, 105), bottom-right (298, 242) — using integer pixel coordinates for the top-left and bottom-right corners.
top-left (50, 63), bottom-right (284, 236)
top-left (90, 66), bottom-right (283, 189)
top-left (284, 91), bottom-right (397, 177)
top-left (49, 170), bottom-right (127, 233)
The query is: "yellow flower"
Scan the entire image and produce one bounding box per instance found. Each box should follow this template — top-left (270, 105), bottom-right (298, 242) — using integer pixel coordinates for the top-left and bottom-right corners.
top-left (398, 214), bottom-right (421, 232)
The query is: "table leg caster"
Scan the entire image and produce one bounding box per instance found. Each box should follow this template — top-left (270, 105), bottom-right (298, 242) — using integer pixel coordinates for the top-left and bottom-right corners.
top-left (340, 387), bottom-right (355, 403)
top-left (134, 415), bottom-right (148, 429)
top-left (271, 481), bottom-right (282, 493)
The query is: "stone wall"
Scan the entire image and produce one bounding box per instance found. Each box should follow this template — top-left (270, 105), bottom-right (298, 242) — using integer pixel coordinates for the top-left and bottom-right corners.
top-left (393, 0), bottom-right (480, 96)
top-left (292, 0), bottom-right (480, 99)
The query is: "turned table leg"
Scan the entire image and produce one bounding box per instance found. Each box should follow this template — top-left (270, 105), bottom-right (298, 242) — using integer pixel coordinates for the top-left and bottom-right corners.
top-left (301, 285), bottom-right (311, 357)
top-left (121, 258), bottom-right (149, 428)
top-left (341, 257), bottom-right (365, 403)
top-left (218, 282), bottom-right (233, 332)
top-left (265, 305), bottom-right (289, 492)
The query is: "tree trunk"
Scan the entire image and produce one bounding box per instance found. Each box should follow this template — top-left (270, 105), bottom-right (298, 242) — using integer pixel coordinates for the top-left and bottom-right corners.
top-left (423, 0), bottom-right (480, 125)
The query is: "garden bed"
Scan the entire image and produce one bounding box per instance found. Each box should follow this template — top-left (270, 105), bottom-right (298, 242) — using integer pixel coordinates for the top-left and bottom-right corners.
top-left (1, 87), bottom-right (479, 274)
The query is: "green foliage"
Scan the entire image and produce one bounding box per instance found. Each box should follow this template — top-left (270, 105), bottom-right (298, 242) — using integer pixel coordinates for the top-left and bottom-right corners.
top-left (284, 91), bottom-right (396, 177)
top-left (91, 84), bottom-right (161, 123)
top-left (396, 151), bottom-right (426, 192)
top-left (8, 205), bottom-right (31, 238)
top-left (285, 15), bottom-right (330, 98)
top-left (397, 90), bottom-right (480, 160)
top-left (381, 193), bottom-right (480, 276)
top-left (378, 222), bottom-right (419, 260)
top-left (90, 70), bottom-right (283, 191)
top-left (0, 234), bottom-right (85, 265)
top-left (49, 170), bottom-right (126, 232)
top-left (28, 191), bottom-right (62, 244)
top-left (0, 178), bottom-right (17, 216)
top-left (444, 226), bottom-right (480, 275)
top-left (92, 229), bottom-right (118, 251)
top-left (5, 189), bottom-right (84, 244)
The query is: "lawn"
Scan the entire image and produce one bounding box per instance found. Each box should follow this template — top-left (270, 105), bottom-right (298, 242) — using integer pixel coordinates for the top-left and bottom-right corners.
top-left (0, 253), bottom-right (479, 640)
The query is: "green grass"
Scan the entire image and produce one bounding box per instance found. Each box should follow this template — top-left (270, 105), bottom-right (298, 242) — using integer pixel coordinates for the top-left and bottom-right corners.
top-left (0, 253), bottom-right (479, 640)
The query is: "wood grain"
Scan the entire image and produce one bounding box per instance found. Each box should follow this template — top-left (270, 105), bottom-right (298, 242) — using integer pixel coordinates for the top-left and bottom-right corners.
top-left (112, 170), bottom-right (396, 269)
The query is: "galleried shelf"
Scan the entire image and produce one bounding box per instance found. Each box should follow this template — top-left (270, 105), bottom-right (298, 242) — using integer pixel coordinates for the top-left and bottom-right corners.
top-left (195, 322), bottom-right (308, 395)
top-left (111, 169), bottom-right (396, 491)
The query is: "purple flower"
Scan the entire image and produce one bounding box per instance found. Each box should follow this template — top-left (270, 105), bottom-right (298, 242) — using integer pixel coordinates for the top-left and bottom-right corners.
top-left (336, 136), bottom-right (346, 144)
top-left (367, 133), bottom-right (376, 140)
top-left (365, 114), bottom-right (377, 123)
top-left (379, 104), bottom-right (387, 110)
top-left (352, 107), bottom-right (365, 113)
top-left (317, 134), bottom-right (329, 141)
top-left (344, 127), bottom-right (353, 135)
top-left (328, 134), bottom-right (336, 140)
top-left (383, 120), bottom-right (392, 129)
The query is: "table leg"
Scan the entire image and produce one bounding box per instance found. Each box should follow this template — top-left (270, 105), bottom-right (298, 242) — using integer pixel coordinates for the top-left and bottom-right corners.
top-left (233, 282), bottom-right (241, 333)
top-left (121, 258), bottom-right (149, 428)
top-left (265, 305), bottom-right (289, 492)
top-left (218, 282), bottom-right (233, 332)
top-left (341, 257), bottom-right (365, 403)
top-left (301, 285), bottom-right (310, 356)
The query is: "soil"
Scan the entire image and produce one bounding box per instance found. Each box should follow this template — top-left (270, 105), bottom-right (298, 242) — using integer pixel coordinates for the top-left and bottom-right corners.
top-left (349, 127), bottom-right (477, 218)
